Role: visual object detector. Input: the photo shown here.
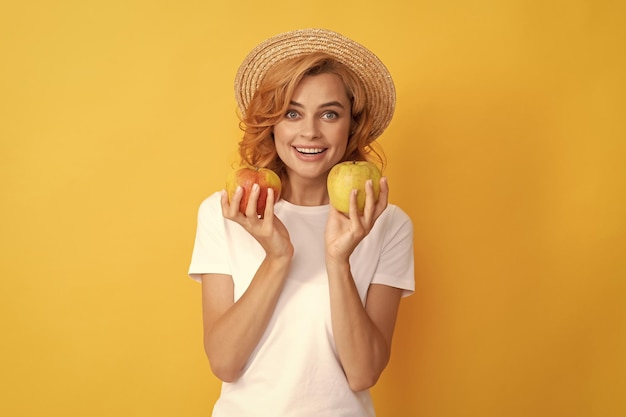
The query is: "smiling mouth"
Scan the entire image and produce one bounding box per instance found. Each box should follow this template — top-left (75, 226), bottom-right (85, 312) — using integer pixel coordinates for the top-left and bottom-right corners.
top-left (295, 147), bottom-right (326, 155)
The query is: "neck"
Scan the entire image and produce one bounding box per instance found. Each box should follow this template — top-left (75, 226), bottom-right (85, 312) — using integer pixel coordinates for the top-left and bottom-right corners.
top-left (281, 176), bottom-right (329, 206)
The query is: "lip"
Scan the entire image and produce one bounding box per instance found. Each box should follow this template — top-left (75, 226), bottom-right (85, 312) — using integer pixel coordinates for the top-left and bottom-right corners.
top-left (291, 146), bottom-right (328, 161)
top-left (294, 146), bottom-right (327, 155)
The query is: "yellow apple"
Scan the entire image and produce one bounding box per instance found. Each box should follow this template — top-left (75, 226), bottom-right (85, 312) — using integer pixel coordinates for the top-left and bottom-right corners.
top-left (225, 166), bottom-right (282, 217)
top-left (327, 161), bottom-right (381, 215)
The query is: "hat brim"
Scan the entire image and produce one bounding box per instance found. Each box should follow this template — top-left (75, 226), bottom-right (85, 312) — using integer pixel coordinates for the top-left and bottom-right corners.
top-left (234, 28), bottom-right (396, 141)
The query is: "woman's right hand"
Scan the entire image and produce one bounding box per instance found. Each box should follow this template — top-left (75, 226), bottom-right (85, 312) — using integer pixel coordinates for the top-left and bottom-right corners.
top-left (221, 185), bottom-right (293, 259)
top-left (206, 185), bottom-right (293, 382)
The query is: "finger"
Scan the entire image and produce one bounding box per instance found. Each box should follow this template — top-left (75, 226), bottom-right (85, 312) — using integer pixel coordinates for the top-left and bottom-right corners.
top-left (245, 183), bottom-right (260, 218)
top-left (348, 188), bottom-right (359, 220)
top-left (349, 187), bottom-right (369, 239)
top-left (223, 186), bottom-right (243, 218)
top-left (363, 179), bottom-right (376, 224)
top-left (220, 189), bottom-right (230, 214)
top-left (379, 176), bottom-right (389, 196)
top-left (263, 187), bottom-right (275, 220)
top-left (376, 177), bottom-right (389, 213)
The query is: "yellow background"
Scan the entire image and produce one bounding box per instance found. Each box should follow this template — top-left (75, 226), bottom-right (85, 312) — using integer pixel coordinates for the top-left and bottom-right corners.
top-left (1, 1), bottom-right (624, 416)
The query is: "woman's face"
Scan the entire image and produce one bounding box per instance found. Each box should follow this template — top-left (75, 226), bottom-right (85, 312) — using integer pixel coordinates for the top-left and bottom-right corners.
top-left (272, 72), bottom-right (352, 184)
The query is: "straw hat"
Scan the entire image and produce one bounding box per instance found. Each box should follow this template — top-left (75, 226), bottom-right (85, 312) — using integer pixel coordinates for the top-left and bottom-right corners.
top-left (234, 28), bottom-right (396, 141)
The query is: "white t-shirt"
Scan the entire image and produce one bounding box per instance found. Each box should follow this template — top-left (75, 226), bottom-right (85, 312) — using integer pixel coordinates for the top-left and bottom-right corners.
top-left (189, 192), bottom-right (415, 417)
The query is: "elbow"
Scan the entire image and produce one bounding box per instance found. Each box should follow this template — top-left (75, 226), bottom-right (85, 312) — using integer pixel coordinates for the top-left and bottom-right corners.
top-left (209, 361), bottom-right (242, 383)
top-left (345, 352), bottom-right (390, 392)
top-left (347, 371), bottom-right (381, 392)
top-left (204, 345), bottom-right (243, 383)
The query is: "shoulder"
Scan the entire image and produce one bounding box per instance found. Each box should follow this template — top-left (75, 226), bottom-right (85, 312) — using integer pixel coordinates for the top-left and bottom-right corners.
top-left (197, 191), bottom-right (223, 216)
top-left (379, 203), bottom-right (413, 231)
top-left (193, 191), bottom-right (226, 230)
top-left (362, 203), bottom-right (413, 250)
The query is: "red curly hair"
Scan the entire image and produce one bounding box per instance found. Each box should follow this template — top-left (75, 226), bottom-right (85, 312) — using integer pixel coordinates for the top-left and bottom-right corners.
top-left (237, 52), bottom-right (385, 179)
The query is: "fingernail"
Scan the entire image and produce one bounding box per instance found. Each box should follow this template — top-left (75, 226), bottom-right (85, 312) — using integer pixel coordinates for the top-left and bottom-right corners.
top-left (252, 183), bottom-right (259, 191)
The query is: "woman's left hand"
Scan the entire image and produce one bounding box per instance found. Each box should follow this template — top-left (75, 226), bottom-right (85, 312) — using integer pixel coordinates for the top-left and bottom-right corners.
top-left (325, 177), bottom-right (389, 261)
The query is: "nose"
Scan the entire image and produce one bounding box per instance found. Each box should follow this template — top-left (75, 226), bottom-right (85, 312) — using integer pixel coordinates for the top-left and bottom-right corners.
top-left (299, 116), bottom-right (321, 139)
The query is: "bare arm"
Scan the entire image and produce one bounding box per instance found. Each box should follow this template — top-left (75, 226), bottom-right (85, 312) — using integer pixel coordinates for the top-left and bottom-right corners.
top-left (325, 177), bottom-right (402, 391)
top-left (201, 185), bottom-right (293, 382)
top-left (201, 252), bottom-right (290, 381)
top-left (326, 266), bottom-right (403, 391)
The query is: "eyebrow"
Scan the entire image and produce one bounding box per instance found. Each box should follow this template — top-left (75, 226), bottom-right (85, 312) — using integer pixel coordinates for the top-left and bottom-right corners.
top-left (289, 100), bottom-right (346, 109)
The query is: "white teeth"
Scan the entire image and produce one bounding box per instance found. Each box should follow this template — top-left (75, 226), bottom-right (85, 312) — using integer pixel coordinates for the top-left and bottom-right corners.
top-left (296, 147), bottom-right (325, 154)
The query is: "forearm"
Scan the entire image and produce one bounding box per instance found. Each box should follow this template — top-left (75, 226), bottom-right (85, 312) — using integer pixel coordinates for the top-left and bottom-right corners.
top-left (326, 259), bottom-right (391, 391)
top-left (204, 254), bottom-right (291, 382)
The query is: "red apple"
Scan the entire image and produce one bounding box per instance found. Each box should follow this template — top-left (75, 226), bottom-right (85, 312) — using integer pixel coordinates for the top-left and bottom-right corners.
top-left (327, 161), bottom-right (382, 215)
top-left (225, 166), bottom-right (282, 217)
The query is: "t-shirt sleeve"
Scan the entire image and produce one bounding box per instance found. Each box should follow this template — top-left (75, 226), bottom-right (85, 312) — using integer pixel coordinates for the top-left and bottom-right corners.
top-left (188, 192), bottom-right (231, 282)
top-left (372, 206), bottom-right (416, 297)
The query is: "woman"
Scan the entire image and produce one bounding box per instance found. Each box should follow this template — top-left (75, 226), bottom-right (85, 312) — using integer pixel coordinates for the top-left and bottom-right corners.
top-left (189, 28), bottom-right (414, 417)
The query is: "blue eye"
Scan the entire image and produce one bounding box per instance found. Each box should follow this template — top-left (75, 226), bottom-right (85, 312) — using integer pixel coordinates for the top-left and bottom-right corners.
top-left (285, 110), bottom-right (299, 119)
top-left (322, 112), bottom-right (338, 120)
